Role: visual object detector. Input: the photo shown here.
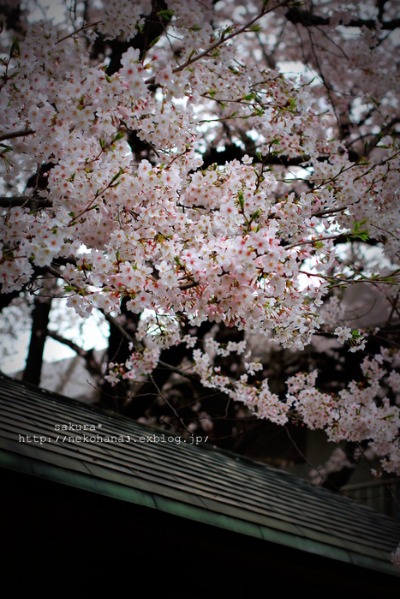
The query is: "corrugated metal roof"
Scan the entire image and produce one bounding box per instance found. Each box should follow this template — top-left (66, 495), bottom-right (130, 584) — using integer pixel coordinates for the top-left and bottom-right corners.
top-left (0, 373), bottom-right (399, 576)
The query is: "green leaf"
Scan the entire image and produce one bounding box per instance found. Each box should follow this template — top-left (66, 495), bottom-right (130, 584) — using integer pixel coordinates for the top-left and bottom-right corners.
top-left (10, 37), bottom-right (20, 58)
top-left (109, 168), bottom-right (124, 186)
top-left (243, 93), bottom-right (256, 101)
top-left (250, 209), bottom-right (261, 221)
top-left (113, 130), bottom-right (125, 142)
top-left (349, 219), bottom-right (369, 241)
top-left (149, 36), bottom-right (161, 48)
top-left (157, 9), bottom-right (175, 20)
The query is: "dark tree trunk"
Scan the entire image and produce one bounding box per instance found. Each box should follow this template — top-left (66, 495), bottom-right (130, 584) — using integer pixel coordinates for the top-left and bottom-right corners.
top-left (320, 442), bottom-right (363, 492)
top-left (99, 299), bottom-right (141, 412)
top-left (22, 296), bottom-right (52, 386)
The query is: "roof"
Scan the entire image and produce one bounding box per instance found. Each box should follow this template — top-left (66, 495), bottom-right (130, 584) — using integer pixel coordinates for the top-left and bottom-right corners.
top-left (0, 373), bottom-right (399, 577)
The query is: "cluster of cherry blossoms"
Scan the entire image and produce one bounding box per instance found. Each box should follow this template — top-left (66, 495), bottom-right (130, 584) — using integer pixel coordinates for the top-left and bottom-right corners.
top-left (0, 1), bottom-right (399, 492)
top-left (188, 338), bottom-right (400, 473)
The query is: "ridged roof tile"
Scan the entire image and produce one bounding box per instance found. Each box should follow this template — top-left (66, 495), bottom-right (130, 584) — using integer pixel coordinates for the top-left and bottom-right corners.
top-left (0, 374), bottom-right (399, 576)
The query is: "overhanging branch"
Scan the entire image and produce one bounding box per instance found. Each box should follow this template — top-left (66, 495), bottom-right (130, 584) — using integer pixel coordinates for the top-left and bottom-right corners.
top-left (0, 129), bottom-right (35, 142)
top-left (47, 329), bottom-right (102, 376)
top-left (0, 196), bottom-right (52, 208)
top-left (286, 7), bottom-right (400, 30)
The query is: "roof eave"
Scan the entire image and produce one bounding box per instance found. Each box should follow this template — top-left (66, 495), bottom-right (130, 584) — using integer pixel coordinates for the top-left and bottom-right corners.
top-left (1, 448), bottom-right (398, 578)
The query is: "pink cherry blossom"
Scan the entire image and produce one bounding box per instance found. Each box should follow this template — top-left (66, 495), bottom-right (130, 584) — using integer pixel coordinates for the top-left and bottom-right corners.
top-left (0, 0), bottom-right (399, 491)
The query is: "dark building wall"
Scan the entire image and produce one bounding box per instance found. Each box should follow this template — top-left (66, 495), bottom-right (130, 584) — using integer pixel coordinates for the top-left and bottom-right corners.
top-left (2, 468), bottom-right (399, 596)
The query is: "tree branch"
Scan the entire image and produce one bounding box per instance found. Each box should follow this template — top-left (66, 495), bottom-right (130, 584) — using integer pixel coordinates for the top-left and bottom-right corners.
top-left (201, 144), bottom-right (313, 169)
top-left (0, 196), bottom-right (52, 208)
top-left (105, 0), bottom-right (169, 75)
top-left (144, 0), bottom-right (291, 86)
top-left (47, 329), bottom-right (102, 376)
top-left (346, 117), bottom-right (400, 159)
top-left (0, 129), bottom-right (35, 142)
top-left (285, 7), bottom-right (400, 30)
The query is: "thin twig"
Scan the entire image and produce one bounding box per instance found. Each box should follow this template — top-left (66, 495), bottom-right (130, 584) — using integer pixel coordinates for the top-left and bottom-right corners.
top-left (145, 0), bottom-right (291, 85)
top-left (56, 20), bottom-right (102, 44)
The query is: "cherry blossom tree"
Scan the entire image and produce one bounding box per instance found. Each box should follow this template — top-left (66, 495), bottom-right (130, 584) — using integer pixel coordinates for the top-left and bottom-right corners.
top-left (0, 0), bottom-right (399, 535)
